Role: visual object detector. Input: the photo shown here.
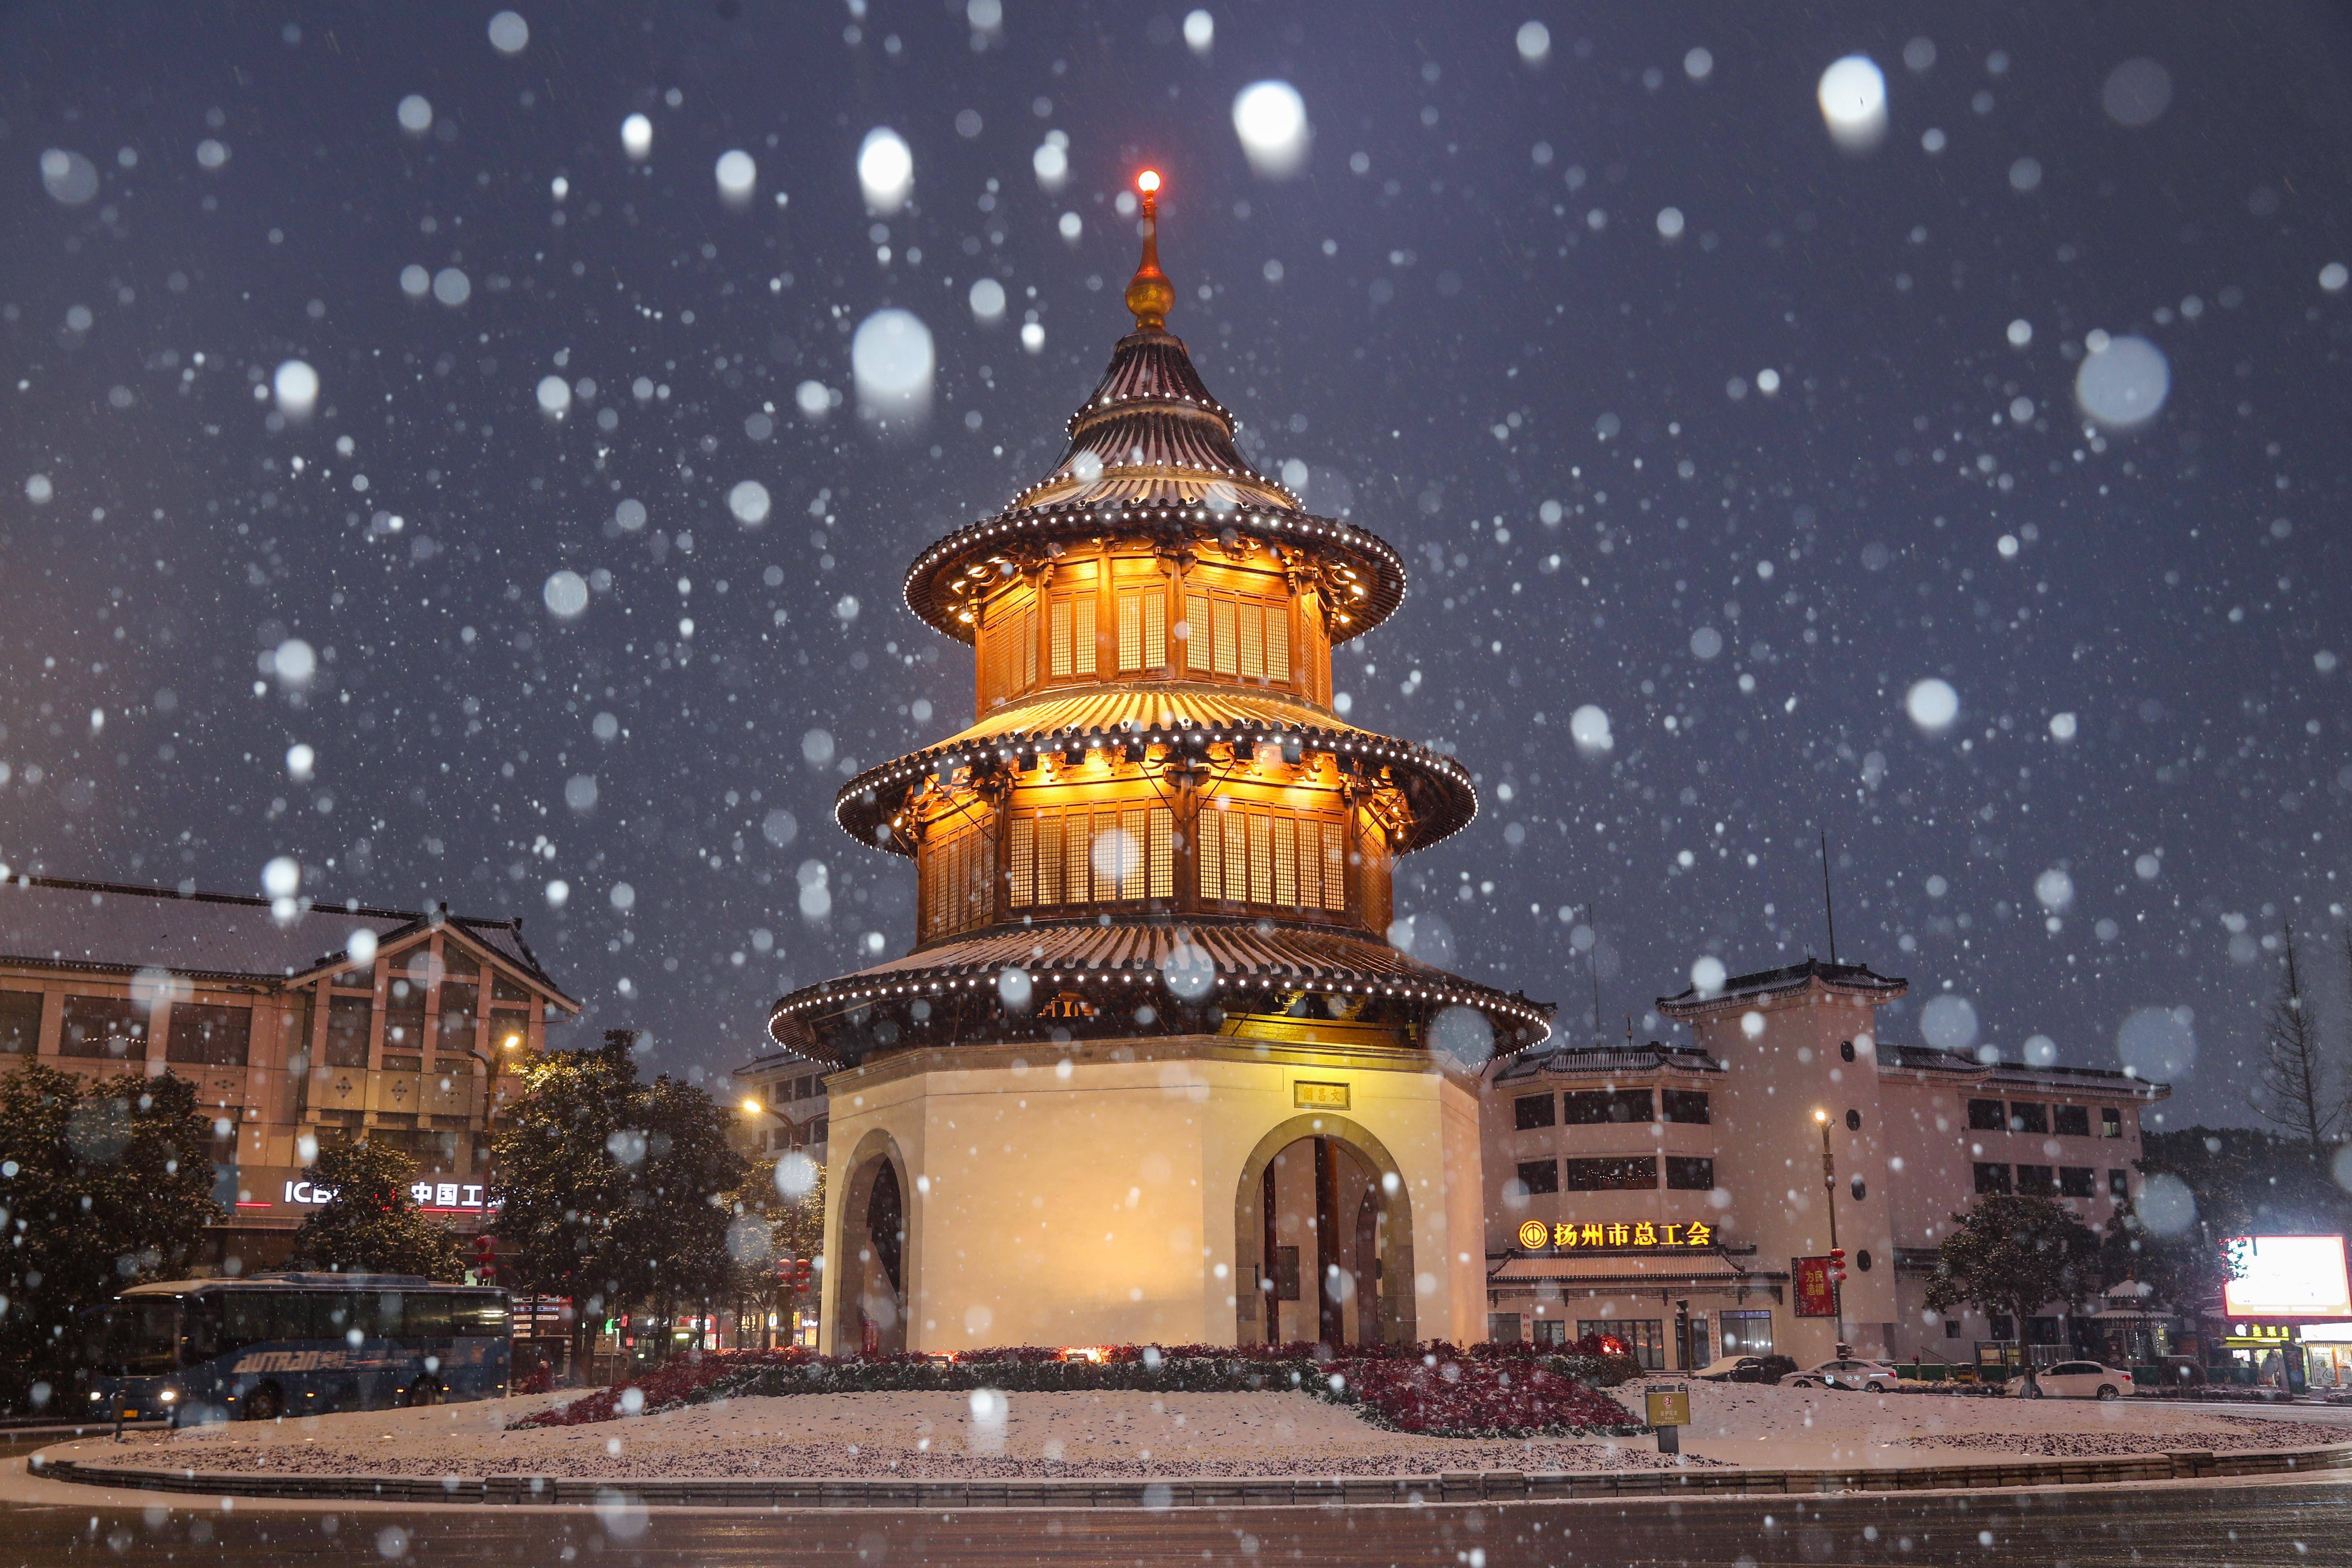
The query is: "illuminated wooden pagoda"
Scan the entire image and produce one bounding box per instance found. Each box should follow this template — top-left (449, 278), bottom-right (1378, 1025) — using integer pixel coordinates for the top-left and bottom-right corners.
top-left (774, 172), bottom-right (1549, 1355)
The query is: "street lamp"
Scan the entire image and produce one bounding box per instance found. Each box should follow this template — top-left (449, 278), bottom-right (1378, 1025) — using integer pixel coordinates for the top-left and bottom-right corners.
top-left (1814, 1108), bottom-right (1847, 1353)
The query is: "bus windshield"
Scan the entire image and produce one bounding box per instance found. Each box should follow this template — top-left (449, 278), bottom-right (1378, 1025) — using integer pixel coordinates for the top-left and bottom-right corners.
top-left (95, 1300), bottom-right (180, 1375)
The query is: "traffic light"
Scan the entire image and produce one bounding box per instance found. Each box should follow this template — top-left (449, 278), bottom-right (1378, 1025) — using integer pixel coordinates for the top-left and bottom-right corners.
top-left (472, 1232), bottom-right (497, 1284)
top-left (1828, 1247), bottom-right (1847, 1283)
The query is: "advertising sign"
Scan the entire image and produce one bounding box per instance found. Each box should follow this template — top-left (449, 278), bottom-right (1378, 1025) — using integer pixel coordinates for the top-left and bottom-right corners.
top-left (1517, 1219), bottom-right (1715, 1250)
top-left (1793, 1255), bottom-right (1839, 1318)
top-left (2222, 1235), bottom-right (2352, 1319)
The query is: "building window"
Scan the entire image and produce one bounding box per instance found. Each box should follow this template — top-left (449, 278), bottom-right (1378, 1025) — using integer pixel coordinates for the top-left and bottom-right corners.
top-left (385, 978), bottom-right (428, 1065)
top-left (1973, 1162), bottom-right (2012, 1195)
top-left (1531, 1318), bottom-right (1568, 1347)
top-left (2009, 1102), bottom-right (2049, 1135)
top-left (1514, 1093), bottom-right (1555, 1130)
top-left (1516, 1159), bottom-right (1559, 1195)
top-left (1660, 1089), bottom-right (1710, 1125)
top-left (324, 997), bottom-right (372, 1068)
top-left (2016, 1164), bottom-right (2057, 1196)
top-left (60, 996), bottom-right (148, 1061)
top-left (1561, 1155), bottom-right (1657, 1191)
top-left (1944, 1318), bottom-right (1962, 1339)
top-left (1579, 1319), bottom-right (1667, 1369)
top-left (2101, 1106), bottom-right (2122, 1138)
top-left (1563, 1088), bottom-right (1654, 1125)
top-left (2053, 1104), bottom-right (2091, 1137)
top-left (165, 1003), bottom-right (252, 1067)
top-left (1196, 808), bottom-right (1345, 916)
top-left (2107, 1168), bottom-right (2129, 1199)
top-left (1849, 1177), bottom-right (1867, 1201)
top-left (1967, 1098), bottom-right (2006, 1132)
top-left (1487, 1313), bottom-right (1523, 1344)
top-left (1183, 591), bottom-right (1211, 672)
top-left (1665, 1156), bottom-right (1715, 1191)
top-left (1719, 1310), bottom-right (1773, 1355)
top-left (0, 990), bottom-right (40, 1055)
top-left (439, 976), bottom-right (478, 1056)
top-left (2058, 1166), bottom-right (2095, 1197)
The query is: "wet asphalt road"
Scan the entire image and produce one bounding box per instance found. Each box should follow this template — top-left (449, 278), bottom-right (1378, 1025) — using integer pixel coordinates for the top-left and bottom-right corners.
top-left (0, 1476), bottom-right (2345, 1567)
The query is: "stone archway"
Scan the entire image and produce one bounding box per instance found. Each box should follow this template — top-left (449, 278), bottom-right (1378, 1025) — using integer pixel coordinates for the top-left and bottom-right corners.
top-left (832, 1129), bottom-right (911, 1358)
top-left (1233, 1113), bottom-right (1416, 1347)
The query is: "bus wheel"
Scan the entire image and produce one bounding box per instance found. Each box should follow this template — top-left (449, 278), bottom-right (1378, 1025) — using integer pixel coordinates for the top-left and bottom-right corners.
top-left (245, 1385), bottom-right (283, 1422)
top-left (405, 1376), bottom-right (444, 1408)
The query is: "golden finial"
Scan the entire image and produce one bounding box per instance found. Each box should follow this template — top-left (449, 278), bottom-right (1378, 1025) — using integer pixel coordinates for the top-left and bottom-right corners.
top-left (1124, 169), bottom-right (1174, 331)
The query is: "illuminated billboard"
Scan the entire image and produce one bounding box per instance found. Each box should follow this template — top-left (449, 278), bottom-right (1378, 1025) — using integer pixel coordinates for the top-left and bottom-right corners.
top-left (2222, 1235), bottom-right (2352, 1319)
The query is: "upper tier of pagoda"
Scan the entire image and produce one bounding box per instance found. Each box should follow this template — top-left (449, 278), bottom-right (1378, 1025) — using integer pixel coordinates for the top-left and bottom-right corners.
top-left (902, 189), bottom-right (1406, 649)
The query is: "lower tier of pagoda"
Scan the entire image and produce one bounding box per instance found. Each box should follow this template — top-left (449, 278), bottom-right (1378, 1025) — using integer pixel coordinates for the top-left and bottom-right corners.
top-left (766, 915), bottom-right (1550, 1067)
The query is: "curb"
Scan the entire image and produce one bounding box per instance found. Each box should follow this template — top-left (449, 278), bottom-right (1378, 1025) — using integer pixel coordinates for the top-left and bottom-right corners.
top-left (25, 1444), bottom-right (2352, 1510)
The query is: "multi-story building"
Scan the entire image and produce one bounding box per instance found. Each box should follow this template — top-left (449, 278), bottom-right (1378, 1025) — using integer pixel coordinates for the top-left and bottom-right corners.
top-left (733, 1048), bottom-right (830, 1162)
top-left (1482, 958), bottom-right (2165, 1370)
top-left (0, 874), bottom-right (578, 1270)
top-left (764, 175), bottom-right (1547, 1356)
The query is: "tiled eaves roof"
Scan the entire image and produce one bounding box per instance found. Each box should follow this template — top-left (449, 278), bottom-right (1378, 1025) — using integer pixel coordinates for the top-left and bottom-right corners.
top-left (0, 875), bottom-right (578, 1009)
top-left (1655, 956), bottom-right (1908, 1018)
top-left (831, 685), bottom-right (1477, 858)
top-left (767, 916), bottom-right (1552, 1065)
top-left (1883, 1043), bottom-right (2169, 1098)
top-left (1487, 1042), bottom-right (1727, 1081)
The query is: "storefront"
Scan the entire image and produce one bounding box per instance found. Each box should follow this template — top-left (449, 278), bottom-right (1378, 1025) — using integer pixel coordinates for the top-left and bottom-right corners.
top-left (1485, 1234), bottom-right (1788, 1370)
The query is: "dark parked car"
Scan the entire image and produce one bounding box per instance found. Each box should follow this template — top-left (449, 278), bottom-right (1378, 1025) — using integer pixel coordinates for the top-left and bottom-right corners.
top-left (1693, 1354), bottom-right (1800, 1384)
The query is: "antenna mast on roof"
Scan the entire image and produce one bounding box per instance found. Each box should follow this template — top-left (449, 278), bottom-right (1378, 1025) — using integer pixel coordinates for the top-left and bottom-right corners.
top-left (1818, 830), bottom-right (1839, 965)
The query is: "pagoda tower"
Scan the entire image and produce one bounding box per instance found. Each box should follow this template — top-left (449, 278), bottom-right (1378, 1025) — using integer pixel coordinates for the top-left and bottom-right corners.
top-left (773, 173), bottom-right (1550, 1355)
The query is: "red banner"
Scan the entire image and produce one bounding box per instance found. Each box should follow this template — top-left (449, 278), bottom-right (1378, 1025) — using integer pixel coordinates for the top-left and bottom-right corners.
top-left (1793, 1255), bottom-right (1839, 1318)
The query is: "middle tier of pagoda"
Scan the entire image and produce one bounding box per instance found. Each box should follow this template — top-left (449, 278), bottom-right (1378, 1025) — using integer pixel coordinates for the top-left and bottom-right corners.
top-left (768, 174), bottom-right (1548, 1068)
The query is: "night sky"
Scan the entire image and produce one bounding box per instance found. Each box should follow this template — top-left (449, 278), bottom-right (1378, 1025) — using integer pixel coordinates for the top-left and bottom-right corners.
top-left (4, 2), bottom-right (2349, 1129)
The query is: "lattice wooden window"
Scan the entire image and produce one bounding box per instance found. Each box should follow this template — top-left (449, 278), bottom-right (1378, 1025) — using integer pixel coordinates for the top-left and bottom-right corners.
top-left (1198, 804), bottom-right (1223, 899)
top-left (1065, 809), bottom-right (1093, 903)
top-left (1148, 807), bottom-right (1174, 899)
top-left (1247, 813), bottom-right (1274, 903)
top-left (1266, 603), bottom-right (1291, 686)
top-left (1298, 818), bottom-right (1323, 909)
top-left (1184, 591), bottom-right (1211, 672)
top-left (1143, 593), bottom-right (1168, 670)
top-left (1238, 602), bottom-right (1265, 680)
top-left (1118, 808), bottom-right (1149, 900)
top-left (1035, 814), bottom-right (1063, 905)
top-left (1021, 605), bottom-right (1038, 690)
top-left (1073, 597), bottom-right (1098, 676)
top-left (1273, 817), bottom-right (1298, 906)
top-left (1211, 597), bottom-right (1238, 676)
top-left (1049, 599), bottom-right (1073, 678)
top-left (1321, 821), bottom-right (1347, 912)
top-left (1008, 816), bottom-right (1035, 908)
top-left (1117, 594), bottom-right (1143, 672)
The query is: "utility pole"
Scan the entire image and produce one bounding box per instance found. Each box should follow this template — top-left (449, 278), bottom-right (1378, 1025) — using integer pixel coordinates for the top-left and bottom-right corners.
top-left (1815, 1108), bottom-right (1846, 1353)
top-left (1819, 831), bottom-right (1839, 965)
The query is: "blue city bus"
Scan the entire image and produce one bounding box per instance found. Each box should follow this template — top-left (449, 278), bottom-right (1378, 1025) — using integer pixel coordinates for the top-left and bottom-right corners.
top-left (89, 1273), bottom-right (510, 1425)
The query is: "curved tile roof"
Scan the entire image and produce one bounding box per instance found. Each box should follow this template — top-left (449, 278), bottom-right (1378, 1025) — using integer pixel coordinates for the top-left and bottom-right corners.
top-left (832, 683), bottom-right (1477, 855)
top-left (767, 916), bottom-right (1551, 1064)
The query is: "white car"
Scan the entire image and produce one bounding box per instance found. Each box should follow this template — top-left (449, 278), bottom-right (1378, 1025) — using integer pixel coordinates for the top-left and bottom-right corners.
top-left (1780, 1358), bottom-right (1900, 1392)
top-left (2004, 1361), bottom-right (2136, 1399)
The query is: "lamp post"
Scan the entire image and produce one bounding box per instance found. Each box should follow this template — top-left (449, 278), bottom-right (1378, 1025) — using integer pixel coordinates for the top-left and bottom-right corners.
top-left (1814, 1108), bottom-right (1846, 1352)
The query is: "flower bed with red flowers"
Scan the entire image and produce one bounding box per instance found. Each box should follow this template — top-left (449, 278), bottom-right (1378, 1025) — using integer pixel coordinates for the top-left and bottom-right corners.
top-left (517, 1342), bottom-right (1639, 1440)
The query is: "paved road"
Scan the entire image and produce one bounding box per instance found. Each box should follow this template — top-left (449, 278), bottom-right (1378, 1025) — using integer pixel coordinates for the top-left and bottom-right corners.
top-left (0, 1476), bottom-right (2345, 1566)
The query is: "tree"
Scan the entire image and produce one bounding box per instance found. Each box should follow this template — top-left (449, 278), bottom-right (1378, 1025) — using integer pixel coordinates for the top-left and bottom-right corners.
top-left (2251, 926), bottom-right (2342, 1154)
top-left (286, 1138), bottom-right (465, 1280)
top-left (490, 1030), bottom-right (747, 1377)
top-left (2140, 1125), bottom-right (2352, 1239)
top-left (0, 1065), bottom-right (220, 1413)
top-left (2097, 1208), bottom-right (2240, 1324)
top-left (1924, 1193), bottom-right (2101, 1389)
top-left (722, 1149), bottom-right (828, 1345)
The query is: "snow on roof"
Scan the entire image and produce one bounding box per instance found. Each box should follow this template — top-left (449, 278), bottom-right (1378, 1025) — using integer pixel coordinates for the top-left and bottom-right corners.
top-left (0, 875), bottom-right (572, 1002)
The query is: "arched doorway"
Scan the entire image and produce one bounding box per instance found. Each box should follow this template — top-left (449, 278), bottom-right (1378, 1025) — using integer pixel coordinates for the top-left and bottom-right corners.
top-left (833, 1134), bottom-right (910, 1358)
top-left (1233, 1115), bottom-right (1414, 1347)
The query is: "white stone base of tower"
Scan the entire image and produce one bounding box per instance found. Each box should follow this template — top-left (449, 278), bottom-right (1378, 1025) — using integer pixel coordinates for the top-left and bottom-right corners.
top-left (818, 1037), bottom-right (1486, 1355)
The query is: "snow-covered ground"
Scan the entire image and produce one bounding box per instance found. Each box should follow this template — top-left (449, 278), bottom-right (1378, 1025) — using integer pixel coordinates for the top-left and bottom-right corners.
top-left (46, 1380), bottom-right (2350, 1482)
